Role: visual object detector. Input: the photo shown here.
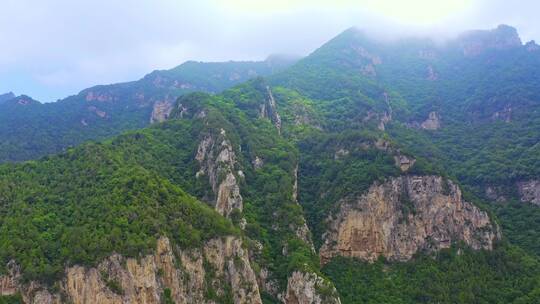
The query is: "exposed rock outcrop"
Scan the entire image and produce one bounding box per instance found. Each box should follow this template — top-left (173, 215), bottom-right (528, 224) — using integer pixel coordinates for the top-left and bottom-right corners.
top-left (517, 180), bottom-right (540, 206)
top-left (3, 237), bottom-right (262, 304)
top-left (1, 261), bottom-right (61, 303)
top-left (485, 186), bottom-right (507, 202)
top-left (259, 86), bottom-right (282, 133)
top-left (253, 156), bottom-right (264, 169)
top-left (320, 175), bottom-right (499, 264)
top-left (371, 138), bottom-right (415, 173)
top-left (353, 45), bottom-right (382, 77)
top-left (291, 166), bottom-right (315, 250)
top-left (334, 148), bottom-right (350, 160)
top-left (284, 271), bottom-right (341, 304)
top-left (150, 98), bottom-right (175, 123)
top-left (0, 262), bottom-right (21, 298)
top-left (85, 91), bottom-right (116, 102)
top-left (491, 105), bottom-right (512, 122)
top-left (394, 155), bottom-right (416, 172)
top-left (87, 106), bottom-right (107, 118)
top-left (196, 130), bottom-right (243, 217)
top-left (421, 111), bottom-right (441, 130)
top-left (363, 109), bottom-right (391, 131)
top-left (458, 24), bottom-right (522, 56)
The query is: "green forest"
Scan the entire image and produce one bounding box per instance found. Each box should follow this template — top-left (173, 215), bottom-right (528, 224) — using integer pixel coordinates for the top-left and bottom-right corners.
top-left (1, 24), bottom-right (540, 303)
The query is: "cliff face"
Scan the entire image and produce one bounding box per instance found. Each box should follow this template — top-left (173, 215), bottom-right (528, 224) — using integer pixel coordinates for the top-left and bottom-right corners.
top-left (320, 175), bottom-right (499, 263)
top-left (3, 237), bottom-right (261, 304)
top-left (196, 130), bottom-right (243, 217)
top-left (259, 86), bottom-right (282, 133)
top-left (150, 97), bottom-right (175, 123)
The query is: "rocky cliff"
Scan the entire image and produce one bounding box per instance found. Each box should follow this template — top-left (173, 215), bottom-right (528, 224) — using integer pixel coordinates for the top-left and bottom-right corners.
top-left (259, 86), bottom-right (282, 133)
top-left (150, 97), bottom-right (175, 123)
top-left (320, 175), bottom-right (499, 263)
top-left (2, 237), bottom-right (262, 304)
top-left (196, 129), bottom-right (243, 217)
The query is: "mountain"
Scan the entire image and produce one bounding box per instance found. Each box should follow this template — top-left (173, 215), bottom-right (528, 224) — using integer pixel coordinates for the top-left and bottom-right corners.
top-left (0, 92), bottom-right (15, 104)
top-left (272, 24), bottom-right (540, 206)
top-left (2, 25), bottom-right (540, 303)
top-left (269, 23), bottom-right (540, 255)
top-left (0, 56), bottom-right (298, 163)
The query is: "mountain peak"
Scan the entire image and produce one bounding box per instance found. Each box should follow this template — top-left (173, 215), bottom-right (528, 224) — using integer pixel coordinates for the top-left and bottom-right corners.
top-left (457, 24), bottom-right (522, 56)
top-left (6, 94), bottom-right (40, 106)
top-left (0, 92), bottom-right (16, 104)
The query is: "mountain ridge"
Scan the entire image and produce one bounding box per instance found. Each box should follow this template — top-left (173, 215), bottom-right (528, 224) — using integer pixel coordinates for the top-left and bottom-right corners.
top-left (1, 24), bottom-right (540, 303)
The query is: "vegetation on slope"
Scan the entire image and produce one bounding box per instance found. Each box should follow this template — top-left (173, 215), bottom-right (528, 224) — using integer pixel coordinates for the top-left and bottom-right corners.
top-left (0, 131), bottom-right (238, 284)
top-left (324, 245), bottom-right (540, 304)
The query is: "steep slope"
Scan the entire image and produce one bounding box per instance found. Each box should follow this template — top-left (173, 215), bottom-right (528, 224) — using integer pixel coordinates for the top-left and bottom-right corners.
top-left (263, 25), bottom-right (540, 303)
top-left (269, 24), bottom-right (540, 256)
top-left (0, 56), bottom-right (297, 163)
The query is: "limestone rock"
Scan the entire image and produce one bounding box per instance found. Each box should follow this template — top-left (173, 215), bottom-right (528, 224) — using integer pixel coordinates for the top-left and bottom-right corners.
top-left (491, 105), bottom-right (512, 123)
top-left (150, 98), bottom-right (174, 123)
top-left (320, 175), bottom-right (499, 264)
top-left (87, 106), bottom-right (107, 118)
top-left (334, 148), bottom-right (350, 160)
top-left (85, 91), bottom-right (115, 102)
top-left (259, 86), bottom-right (282, 133)
top-left (0, 263), bottom-right (18, 296)
top-left (0, 261), bottom-right (61, 304)
top-left (283, 271), bottom-right (341, 304)
top-left (5, 237), bottom-right (262, 304)
top-left (394, 154), bottom-right (416, 172)
top-left (517, 180), bottom-right (540, 206)
top-left (421, 111), bottom-right (441, 130)
top-left (196, 132), bottom-right (243, 217)
top-left (253, 156), bottom-right (264, 169)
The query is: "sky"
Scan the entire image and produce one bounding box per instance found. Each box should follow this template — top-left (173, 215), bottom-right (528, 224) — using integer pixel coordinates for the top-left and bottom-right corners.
top-left (1, 0), bottom-right (539, 102)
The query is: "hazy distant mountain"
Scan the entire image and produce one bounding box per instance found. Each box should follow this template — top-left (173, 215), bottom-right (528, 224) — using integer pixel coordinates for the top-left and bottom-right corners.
top-left (0, 56), bottom-right (298, 162)
top-left (0, 92), bottom-right (15, 104)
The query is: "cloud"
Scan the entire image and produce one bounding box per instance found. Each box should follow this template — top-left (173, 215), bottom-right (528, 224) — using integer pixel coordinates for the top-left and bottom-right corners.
top-left (0, 0), bottom-right (538, 102)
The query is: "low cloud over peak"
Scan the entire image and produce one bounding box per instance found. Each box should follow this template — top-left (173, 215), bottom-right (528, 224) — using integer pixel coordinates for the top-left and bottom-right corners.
top-left (1, 0), bottom-right (539, 102)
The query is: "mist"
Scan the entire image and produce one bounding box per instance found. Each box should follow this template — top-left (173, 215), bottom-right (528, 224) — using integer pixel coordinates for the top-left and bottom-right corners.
top-left (1, 0), bottom-right (539, 102)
